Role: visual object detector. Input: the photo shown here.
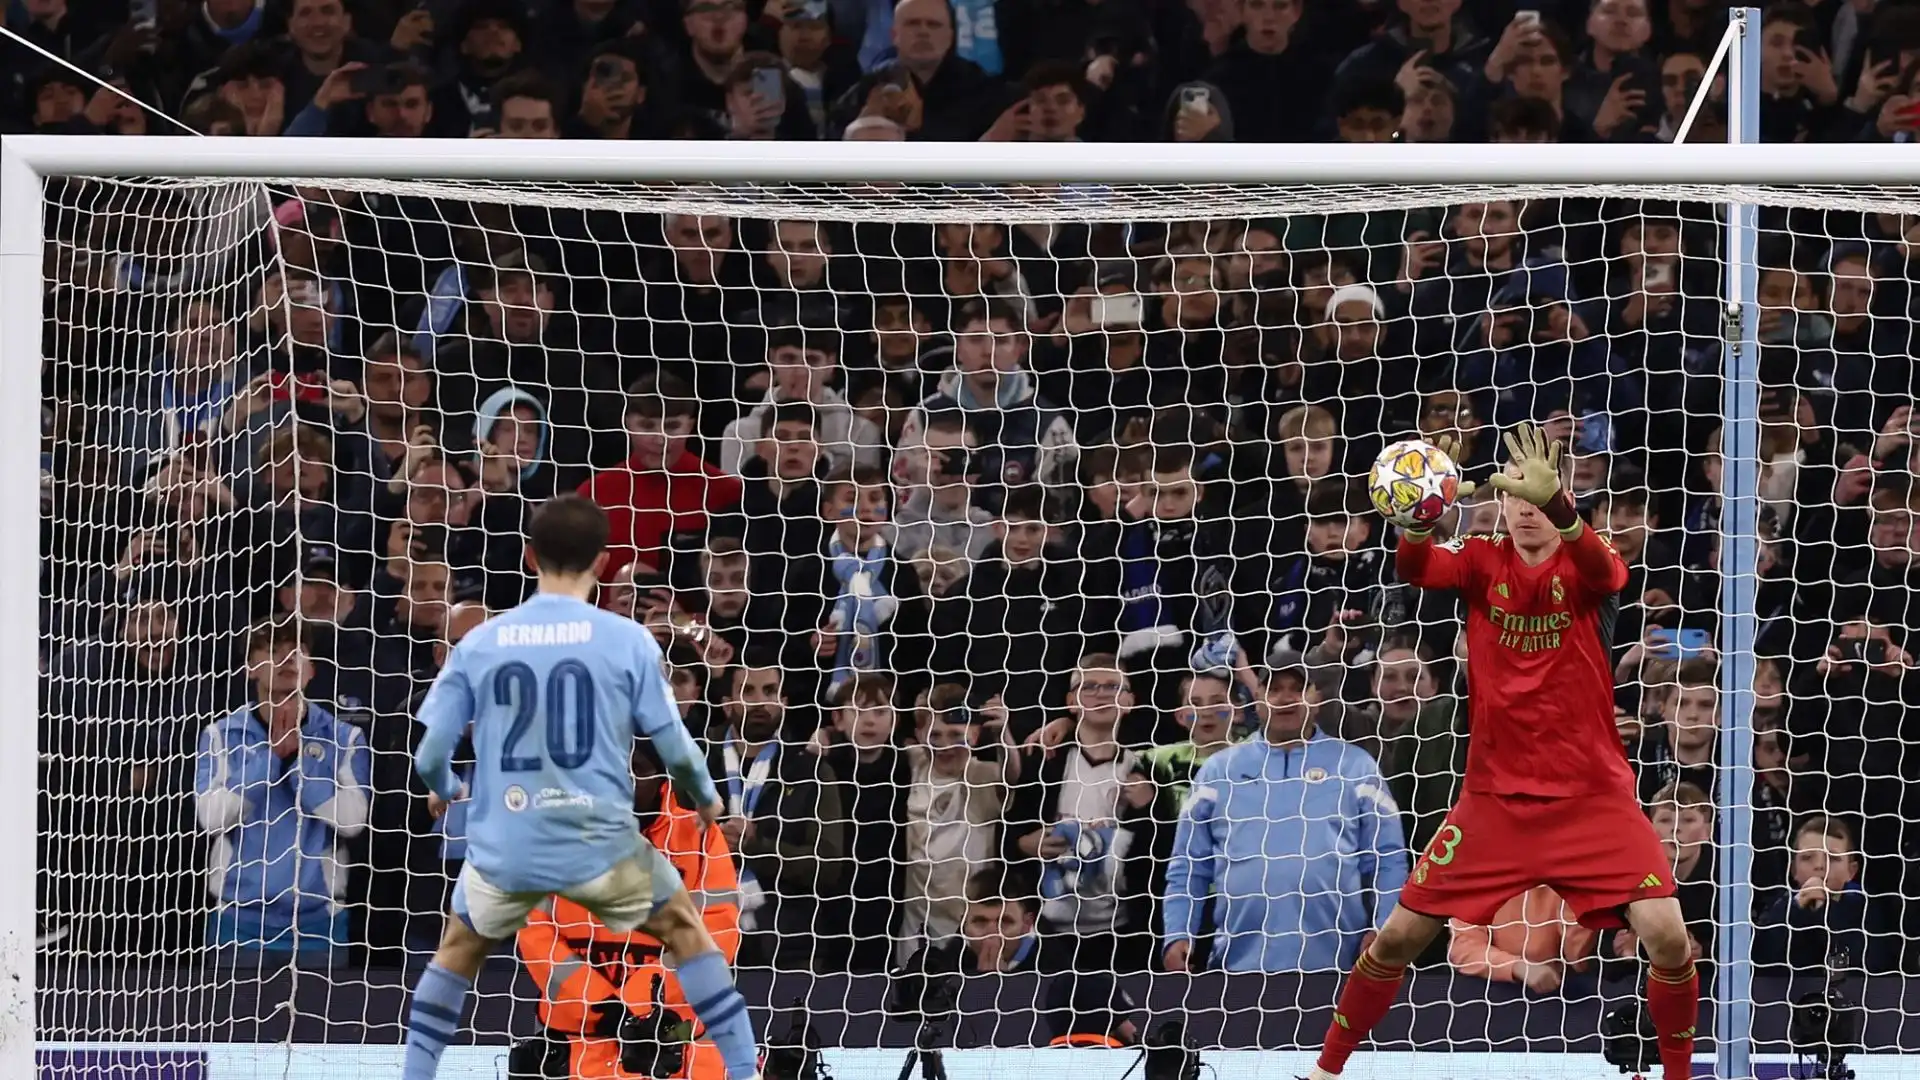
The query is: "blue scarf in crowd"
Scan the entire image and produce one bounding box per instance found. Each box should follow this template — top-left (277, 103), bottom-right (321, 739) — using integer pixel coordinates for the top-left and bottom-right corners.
top-left (416, 263), bottom-right (469, 357)
top-left (724, 735), bottom-right (778, 930)
top-left (1117, 520), bottom-right (1163, 632)
top-left (210, 0), bottom-right (267, 44)
top-left (1039, 819), bottom-right (1118, 902)
top-left (826, 530), bottom-right (896, 701)
top-left (1191, 629), bottom-right (1258, 730)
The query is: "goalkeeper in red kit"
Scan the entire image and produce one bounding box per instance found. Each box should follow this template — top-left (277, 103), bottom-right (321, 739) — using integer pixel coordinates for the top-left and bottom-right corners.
top-left (1309, 423), bottom-right (1699, 1080)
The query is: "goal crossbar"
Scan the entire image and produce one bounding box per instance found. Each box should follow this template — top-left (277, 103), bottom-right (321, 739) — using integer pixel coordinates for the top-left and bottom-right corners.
top-left (7, 136), bottom-right (1920, 187)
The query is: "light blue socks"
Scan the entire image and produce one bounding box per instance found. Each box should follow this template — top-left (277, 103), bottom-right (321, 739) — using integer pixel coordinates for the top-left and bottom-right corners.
top-left (678, 948), bottom-right (760, 1079)
top-left (403, 963), bottom-right (471, 1080)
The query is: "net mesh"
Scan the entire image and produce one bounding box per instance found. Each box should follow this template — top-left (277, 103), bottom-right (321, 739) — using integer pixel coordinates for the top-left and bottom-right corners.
top-left (33, 172), bottom-right (1920, 1073)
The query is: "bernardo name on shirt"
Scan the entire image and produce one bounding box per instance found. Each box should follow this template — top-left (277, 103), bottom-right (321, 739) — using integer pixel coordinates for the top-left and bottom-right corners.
top-left (497, 621), bottom-right (596, 647)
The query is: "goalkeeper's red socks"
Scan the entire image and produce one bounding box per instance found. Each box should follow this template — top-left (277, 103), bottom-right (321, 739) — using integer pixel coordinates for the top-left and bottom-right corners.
top-left (1314, 950), bottom-right (1407, 1078)
top-left (1647, 960), bottom-right (1700, 1080)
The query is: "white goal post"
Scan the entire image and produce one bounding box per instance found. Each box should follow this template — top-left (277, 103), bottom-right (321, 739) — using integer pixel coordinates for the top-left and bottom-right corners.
top-left (10, 19), bottom-right (1920, 1075)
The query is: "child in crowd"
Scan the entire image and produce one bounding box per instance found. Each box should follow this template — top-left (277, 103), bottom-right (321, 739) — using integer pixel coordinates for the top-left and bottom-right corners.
top-left (1754, 815), bottom-right (1896, 974)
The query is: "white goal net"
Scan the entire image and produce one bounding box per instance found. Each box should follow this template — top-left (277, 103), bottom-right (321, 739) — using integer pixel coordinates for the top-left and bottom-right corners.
top-left (29, 161), bottom-right (1920, 1078)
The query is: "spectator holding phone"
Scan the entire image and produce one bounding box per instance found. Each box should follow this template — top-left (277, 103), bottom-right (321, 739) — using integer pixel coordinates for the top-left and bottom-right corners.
top-left (1165, 81), bottom-right (1234, 143)
top-left (1492, 24), bottom-right (1591, 143)
top-left (279, 0), bottom-right (382, 110)
top-left (1790, 616), bottom-right (1917, 874)
top-left (1869, 84), bottom-right (1920, 143)
top-left (1653, 50), bottom-right (1719, 142)
top-left (569, 42), bottom-right (667, 141)
top-left (1564, 0), bottom-right (1658, 142)
top-left (893, 408), bottom-right (994, 563)
top-left (1757, 4), bottom-right (1846, 143)
top-left (285, 61), bottom-right (438, 138)
top-left (724, 53), bottom-right (817, 139)
top-left (900, 685), bottom-right (1007, 957)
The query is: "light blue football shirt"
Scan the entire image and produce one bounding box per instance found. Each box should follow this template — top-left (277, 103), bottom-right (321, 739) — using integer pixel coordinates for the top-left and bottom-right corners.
top-left (414, 593), bottom-right (719, 894)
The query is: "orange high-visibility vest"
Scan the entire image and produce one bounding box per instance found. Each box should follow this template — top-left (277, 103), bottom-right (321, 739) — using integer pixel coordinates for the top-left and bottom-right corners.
top-left (517, 791), bottom-right (741, 1080)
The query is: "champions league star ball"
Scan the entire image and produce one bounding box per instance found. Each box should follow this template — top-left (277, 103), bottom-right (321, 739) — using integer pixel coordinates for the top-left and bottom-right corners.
top-left (1367, 438), bottom-right (1462, 527)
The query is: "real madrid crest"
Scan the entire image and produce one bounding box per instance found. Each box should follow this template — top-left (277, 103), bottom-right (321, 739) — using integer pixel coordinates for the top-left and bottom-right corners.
top-left (1551, 575), bottom-right (1565, 605)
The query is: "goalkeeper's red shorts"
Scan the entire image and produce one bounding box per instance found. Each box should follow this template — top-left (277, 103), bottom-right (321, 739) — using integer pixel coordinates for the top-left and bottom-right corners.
top-left (1397, 789), bottom-right (1676, 930)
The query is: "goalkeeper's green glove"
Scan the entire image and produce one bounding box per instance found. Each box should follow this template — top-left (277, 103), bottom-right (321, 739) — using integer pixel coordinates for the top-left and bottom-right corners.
top-left (1486, 422), bottom-right (1561, 506)
top-left (1400, 432), bottom-right (1479, 541)
top-left (1487, 421), bottom-right (1583, 533)
top-left (1431, 431), bottom-right (1478, 502)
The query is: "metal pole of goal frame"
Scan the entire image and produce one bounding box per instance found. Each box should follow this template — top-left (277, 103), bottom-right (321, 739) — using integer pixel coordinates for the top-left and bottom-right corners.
top-left (0, 139), bottom-right (47, 1079)
top-left (1715, 8), bottom-right (1763, 1080)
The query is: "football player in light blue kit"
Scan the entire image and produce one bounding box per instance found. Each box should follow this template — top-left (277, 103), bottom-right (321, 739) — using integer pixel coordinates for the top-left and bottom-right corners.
top-left (405, 495), bottom-right (762, 1080)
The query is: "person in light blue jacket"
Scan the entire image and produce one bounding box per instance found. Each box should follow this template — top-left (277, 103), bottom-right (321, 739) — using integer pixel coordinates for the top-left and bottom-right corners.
top-left (1164, 665), bottom-right (1410, 974)
top-left (194, 619), bottom-right (371, 958)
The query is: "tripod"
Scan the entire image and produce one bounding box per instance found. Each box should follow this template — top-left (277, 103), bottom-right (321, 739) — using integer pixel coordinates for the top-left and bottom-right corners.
top-left (895, 1047), bottom-right (947, 1080)
top-left (895, 1017), bottom-right (952, 1080)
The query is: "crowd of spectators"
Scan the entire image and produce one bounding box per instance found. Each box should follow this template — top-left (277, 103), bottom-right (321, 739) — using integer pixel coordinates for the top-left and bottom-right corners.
top-left (11, 0), bottom-right (1920, 144)
top-left (19, 0), bottom-right (1920, 1026)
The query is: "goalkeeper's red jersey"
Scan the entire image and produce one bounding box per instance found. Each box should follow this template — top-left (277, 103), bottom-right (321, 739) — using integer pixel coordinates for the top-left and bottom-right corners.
top-left (1396, 528), bottom-right (1634, 798)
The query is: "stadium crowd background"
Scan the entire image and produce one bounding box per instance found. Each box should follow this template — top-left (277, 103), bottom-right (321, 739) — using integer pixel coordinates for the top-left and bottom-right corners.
top-left (12, 0), bottom-right (1920, 1041)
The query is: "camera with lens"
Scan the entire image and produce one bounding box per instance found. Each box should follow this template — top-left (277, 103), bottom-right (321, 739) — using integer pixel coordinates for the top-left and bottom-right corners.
top-left (762, 1003), bottom-right (827, 1080)
top-left (887, 940), bottom-right (965, 1080)
top-left (616, 993), bottom-right (693, 1079)
top-left (887, 939), bottom-right (964, 1024)
top-left (506, 1034), bottom-right (571, 1080)
top-left (1599, 1001), bottom-right (1658, 1075)
top-left (1790, 949), bottom-right (1864, 1080)
top-left (504, 977), bottom-right (691, 1080)
top-left (1141, 1020), bottom-right (1201, 1080)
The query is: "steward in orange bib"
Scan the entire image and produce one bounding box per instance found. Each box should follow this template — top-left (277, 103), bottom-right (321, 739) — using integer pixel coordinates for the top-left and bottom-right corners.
top-left (508, 748), bottom-right (741, 1080)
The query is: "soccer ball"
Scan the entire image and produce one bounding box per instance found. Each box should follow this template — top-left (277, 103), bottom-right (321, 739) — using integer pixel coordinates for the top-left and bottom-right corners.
top-left (1367, 438), bottom-right (1462, 527)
